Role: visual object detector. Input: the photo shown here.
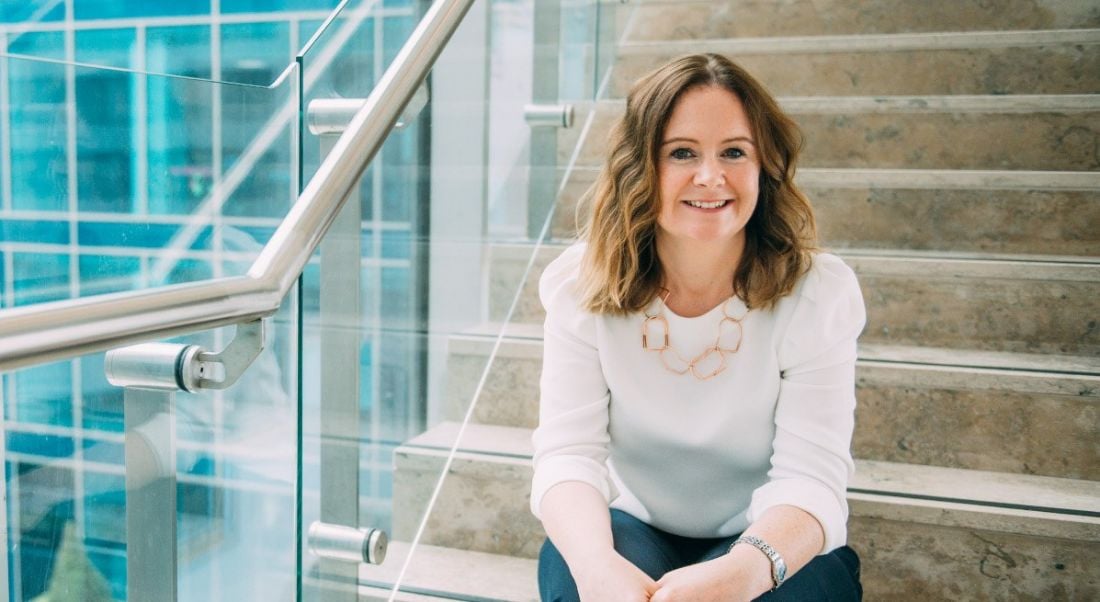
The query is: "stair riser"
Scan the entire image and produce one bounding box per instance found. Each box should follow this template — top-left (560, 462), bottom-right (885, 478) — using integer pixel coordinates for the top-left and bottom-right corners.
top-left (392, 451), bottom-right (544, 559)
top-left (813, 188), bottom-right (1100, 256)
top-left (567, 106), bottom-right (1100, 172)
top-left (489, 248), bottom-right (1100, 355)
top-left (392, 453), bottom-right (1098, 598)
top-left (628, 0), bottom-right (1100, 40)
top-left (853, 376), bottom-right (1100, 481)
top-left (446, 349), bottom-right (1100, 480)
top-left (611, 46), bottom-right (1100, 97)
top-left (553, 171), bottom-right (1100, 256)
top-left (849, 516), bottom-right (1099, 600)
top-left (857, 273), bottom-right (1097, 355)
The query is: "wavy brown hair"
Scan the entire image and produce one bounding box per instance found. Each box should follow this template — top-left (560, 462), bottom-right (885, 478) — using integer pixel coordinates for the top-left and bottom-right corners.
top-left (578, 53), bottom-right (817, 314)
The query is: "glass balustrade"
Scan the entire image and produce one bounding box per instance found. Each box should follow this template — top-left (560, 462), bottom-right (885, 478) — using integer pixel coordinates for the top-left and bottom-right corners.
top-left (290, 0), bottom-right (634, 598)
top-left (1, 303), bottom-right (300, 601)
top-left (1, 0), bottom-right (631, 598)
top-left (0, 2), bottom-right (334, 601)
top-left (0, 50), bottom-right (298, 304)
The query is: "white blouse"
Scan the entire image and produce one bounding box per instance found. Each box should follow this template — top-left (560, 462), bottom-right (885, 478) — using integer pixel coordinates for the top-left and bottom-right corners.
top-left (530, 243), bottom-right (866, 553)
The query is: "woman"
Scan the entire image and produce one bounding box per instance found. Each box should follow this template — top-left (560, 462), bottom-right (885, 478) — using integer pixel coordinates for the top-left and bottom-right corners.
top-left (531, 54), bottom-right (865, 601)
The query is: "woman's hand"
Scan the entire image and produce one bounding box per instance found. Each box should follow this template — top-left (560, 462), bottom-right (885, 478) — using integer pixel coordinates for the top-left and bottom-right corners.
top-left (575, 551), bottom-right (659, 602)
top-left (650, 547), bottom-right (772, 602)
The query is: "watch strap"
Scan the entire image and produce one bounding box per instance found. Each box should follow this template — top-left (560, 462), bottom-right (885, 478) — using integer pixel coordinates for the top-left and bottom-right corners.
top-left (729, 535), bottom-right (788, 590)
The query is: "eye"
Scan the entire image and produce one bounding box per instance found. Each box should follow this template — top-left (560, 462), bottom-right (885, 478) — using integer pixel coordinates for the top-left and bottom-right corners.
top-left (723, 147), bottom-right (746, 159)
top-left (669, 147), bottom-right (695, 160)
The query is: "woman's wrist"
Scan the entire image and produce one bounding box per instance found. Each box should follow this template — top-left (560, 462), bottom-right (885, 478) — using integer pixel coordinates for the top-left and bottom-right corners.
top-left (724, 543), bottom-right (776, 596)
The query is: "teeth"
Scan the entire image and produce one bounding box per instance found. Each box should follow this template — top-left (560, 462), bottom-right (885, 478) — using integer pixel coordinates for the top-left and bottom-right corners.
top-left (687, 200), bottom-right (728, 209)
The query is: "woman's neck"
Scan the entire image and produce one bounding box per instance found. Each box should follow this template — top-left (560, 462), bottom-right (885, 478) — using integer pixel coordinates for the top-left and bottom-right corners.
top-left (655, 234), bottom-right (745, 318)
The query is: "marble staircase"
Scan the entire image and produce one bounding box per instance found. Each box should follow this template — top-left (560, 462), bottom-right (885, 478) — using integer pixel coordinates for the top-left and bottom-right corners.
top-left (376, 1), bottom-right (1100, 599)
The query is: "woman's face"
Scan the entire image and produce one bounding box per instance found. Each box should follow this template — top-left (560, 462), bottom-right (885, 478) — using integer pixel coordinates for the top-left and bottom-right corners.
top-left (655, 85), bottom-right (760, 249)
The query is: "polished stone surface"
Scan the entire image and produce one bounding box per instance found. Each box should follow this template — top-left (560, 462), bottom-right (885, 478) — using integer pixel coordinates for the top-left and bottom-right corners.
top-left (629, 0), bottom-right (1100, 40)
top-left (446, 351), bottom-right (541, 429)
top-left (858, 272), bottom-right (1098, 355)
top-left (813, 188), bottom-right (1100, 256)
top-left (393, 448), bottom-right (543, 559)
top-left (854, 379), bottom-right (1100, 480)
top-left (611, 45), bottom-right (1100, 97)
top-left (796, 111), bottom-right (1100, 171)
top-left (849, 516), bottom-right (1100, 600)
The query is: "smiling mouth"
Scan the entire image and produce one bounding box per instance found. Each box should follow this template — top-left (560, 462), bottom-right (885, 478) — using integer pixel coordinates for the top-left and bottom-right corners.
top-left (684, 199), bottom-right (730, 209)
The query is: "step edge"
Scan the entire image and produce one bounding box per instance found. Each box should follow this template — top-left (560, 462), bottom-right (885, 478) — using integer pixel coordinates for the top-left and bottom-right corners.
top-left (397, 423), bottom-right (1100, 515)
top-left (395, 441), bottom-right (1100, 541)
top-left (617, 28), bottom-right (1100, 55)
top-left (590, 94), bottom-right (1100, 114)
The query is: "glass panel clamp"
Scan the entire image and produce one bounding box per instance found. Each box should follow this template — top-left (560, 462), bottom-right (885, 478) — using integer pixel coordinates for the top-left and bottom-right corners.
top-left (308, 521), bottom-right (388, 565)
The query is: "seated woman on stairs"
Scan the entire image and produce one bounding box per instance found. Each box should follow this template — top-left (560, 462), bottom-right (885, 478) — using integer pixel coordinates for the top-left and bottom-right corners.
top-left (531, 53), bottom-right (866, 602)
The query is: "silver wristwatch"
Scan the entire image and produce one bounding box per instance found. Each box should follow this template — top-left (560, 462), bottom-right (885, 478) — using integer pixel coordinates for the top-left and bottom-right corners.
top-left (730, 535), bottom-right (788, 590)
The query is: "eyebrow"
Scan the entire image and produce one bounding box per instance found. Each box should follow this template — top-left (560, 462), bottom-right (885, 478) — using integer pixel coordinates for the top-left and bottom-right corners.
top-left (661, 136), bottom-right (755, 146)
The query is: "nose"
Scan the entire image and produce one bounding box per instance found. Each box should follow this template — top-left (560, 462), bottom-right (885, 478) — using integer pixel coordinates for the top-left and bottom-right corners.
top-left (693, 156), bottom-right (724, 188)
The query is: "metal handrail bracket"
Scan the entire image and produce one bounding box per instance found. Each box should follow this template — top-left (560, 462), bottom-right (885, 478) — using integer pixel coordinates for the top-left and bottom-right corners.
top-left (0, 0), bottom-right (476, 373)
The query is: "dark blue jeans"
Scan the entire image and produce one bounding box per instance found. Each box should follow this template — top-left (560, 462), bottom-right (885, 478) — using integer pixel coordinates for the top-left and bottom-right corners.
top-left (539, 509), bottom-right (862, 601)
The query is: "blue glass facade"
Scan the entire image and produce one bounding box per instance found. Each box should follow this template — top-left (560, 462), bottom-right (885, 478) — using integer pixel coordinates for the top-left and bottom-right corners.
top-left (0, 1), bottom-right (425, 599)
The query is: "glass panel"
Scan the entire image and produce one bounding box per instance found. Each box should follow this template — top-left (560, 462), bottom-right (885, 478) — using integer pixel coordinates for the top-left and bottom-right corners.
top-left (295, 0), bottom-right (427, 597)
top-left (395, 0), bottom-right (635, 598)
top-left (0, 51), bottom-right (299, 300)
top-left (295, 0), bottom-right (631, 598)
top-left (1, 300), bottom-right (300, 601)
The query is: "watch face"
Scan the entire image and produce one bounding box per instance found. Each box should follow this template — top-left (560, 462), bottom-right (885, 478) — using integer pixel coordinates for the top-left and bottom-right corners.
top-left (775, 559), bottom-right (788, 583)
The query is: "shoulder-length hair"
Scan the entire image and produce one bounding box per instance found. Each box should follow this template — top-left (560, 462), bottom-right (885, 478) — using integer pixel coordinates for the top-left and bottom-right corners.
top-left (578, 53), bottom-right (816, 314)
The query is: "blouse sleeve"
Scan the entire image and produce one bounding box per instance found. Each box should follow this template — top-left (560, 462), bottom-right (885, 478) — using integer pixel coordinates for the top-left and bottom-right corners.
top-left (529, 244), bottom-right (618, 519)
top-left (746, 254), bottom-right (866, 553)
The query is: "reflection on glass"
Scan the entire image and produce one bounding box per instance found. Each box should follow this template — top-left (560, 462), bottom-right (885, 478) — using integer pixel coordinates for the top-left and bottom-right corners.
top-left (3, 308), bottom-right (299, 600)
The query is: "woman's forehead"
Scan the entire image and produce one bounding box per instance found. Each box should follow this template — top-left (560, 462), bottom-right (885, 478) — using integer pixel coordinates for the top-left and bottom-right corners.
top-left (663, 86), bottom-right (752, 140)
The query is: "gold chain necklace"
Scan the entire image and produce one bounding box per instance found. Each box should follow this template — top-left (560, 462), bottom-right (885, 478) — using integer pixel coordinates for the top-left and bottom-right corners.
top-left (641, 291), bottom-right (747, 380)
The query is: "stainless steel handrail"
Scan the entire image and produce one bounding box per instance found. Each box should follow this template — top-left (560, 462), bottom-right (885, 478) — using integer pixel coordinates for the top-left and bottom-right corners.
top-left (0, 0), bottom-right (476, 372)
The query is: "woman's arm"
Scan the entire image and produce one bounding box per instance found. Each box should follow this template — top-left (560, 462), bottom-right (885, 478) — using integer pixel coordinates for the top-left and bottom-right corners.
top-left (541, 482), bottom-right (658, 602)
top-left (652, 504), bottom-right (822, 601)
top-left (534, 245), bottom-right (650, 600)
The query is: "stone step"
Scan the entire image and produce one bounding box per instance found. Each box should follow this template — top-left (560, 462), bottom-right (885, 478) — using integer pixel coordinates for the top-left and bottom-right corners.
top-left (350, 541), bottom-right (538, 601)
top-left (609, 29), bottom-right (1100, 97)
top-left (626, 0), bottom-right (1100, 40)
top-left (446, 331), bottom-right (1100, 480)
top-left (552, 167), bottom-right (1100, 256)
top-left (565, 96), bottom-right (1100, 171)
top-left (487, 243), bottom-right (1100, 355)
top-left (392, 422), bottom-right (1100, 600)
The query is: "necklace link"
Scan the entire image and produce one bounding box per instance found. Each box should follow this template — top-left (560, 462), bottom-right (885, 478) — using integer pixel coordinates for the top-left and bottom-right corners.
top-left (642, 293), bottom-right (746, 380)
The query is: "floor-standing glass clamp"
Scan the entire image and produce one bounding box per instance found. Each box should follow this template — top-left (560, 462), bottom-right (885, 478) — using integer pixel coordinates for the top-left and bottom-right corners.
top-left (103, 319), bottom-right (266, 602)
top-left (308, 521), bottom-right (388, 565)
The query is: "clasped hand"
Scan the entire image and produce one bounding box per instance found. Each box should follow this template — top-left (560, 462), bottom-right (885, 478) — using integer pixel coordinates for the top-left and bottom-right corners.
top-left (577, 551), bottom-right (767, 602)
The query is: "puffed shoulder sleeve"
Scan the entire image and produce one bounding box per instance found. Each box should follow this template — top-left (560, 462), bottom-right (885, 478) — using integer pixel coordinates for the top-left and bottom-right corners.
top-left (747, 254), bottom-right (866, 553)
top-left (529, 244), bottom-right (617, 519)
